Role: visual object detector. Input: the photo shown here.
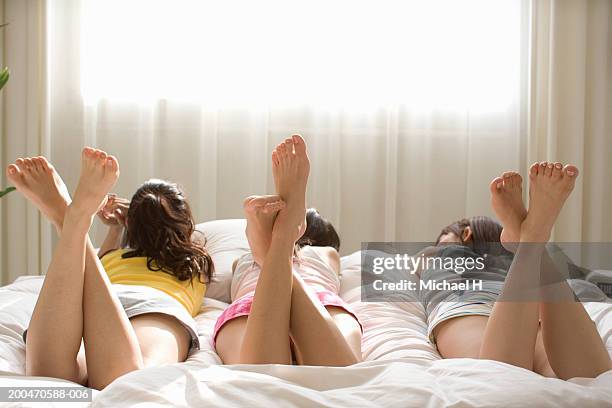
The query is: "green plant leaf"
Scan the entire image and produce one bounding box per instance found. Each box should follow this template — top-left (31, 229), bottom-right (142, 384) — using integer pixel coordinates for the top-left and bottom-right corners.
top-left (0, 67), bottom-right (9, 90)
top-left (0, 186), bottom-right (16, 198)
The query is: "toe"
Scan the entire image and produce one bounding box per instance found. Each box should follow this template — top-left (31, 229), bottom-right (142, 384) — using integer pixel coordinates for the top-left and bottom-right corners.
top-left (490, 177), bottom-right (504, 194)
top-left (512, 173), bottom-right (523, 188)
top-left (38, 156), bottom-right (52, 172)
top-left (6, 164), bottom-right (22, 180)
top-left (272, 149), bottom-right (279, 166)
top-left (502, 171), bottom-right (514, 187)
top-left (106, 155), bottom-right (119, 173)
top-left (563, 164), bottom-right (579, 178)
top-left (23, 158), bottom-right (33, 171)
top-left (248, 196), bottom-right (271, 208)
top-left (529, 162), bottom-right (539, 177)
top-left (242, 196), bottom-right (258, 211)
top-left (284, 138), bottom-right (294, 156)
top-left (292, 134), bottom-right (306, 156)
top-left (544, 162), bottom-right (554, 177)
top-left (538, 161), bottom-right (547, 176)
top-left (552, 162), bottom-right (563, 178)
top-left (263, 200), bottom-right (285, 213)
top-left (31, 157), bottom-right (43, 172)
top-left (277, 143), bottom-right (286, 161)
top-left (97, 150), bottom-right (108, 162)
top-left (83, 147), bottom-right (94, 158)
top-left (35, 156), bottom-right (47, 170)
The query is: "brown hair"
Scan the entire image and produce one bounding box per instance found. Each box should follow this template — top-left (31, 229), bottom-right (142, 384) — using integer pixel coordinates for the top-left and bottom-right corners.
top-left (436, 215), bottom-right (509, 256)
top-left (123, 179), bottom-right (214, 283)
top-left (296, 208), bottom-right (340, 251)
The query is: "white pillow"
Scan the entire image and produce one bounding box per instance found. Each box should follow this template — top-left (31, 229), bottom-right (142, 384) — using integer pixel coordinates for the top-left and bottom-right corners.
top-left (195, 219), bottom-right (249, 303)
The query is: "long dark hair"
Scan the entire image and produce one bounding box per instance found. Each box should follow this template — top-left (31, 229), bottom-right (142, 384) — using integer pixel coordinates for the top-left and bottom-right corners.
top-left (123, 179), bottom-right (214, 283)
top-left (296, 208), bottom-right (340, 251)
top-left (436, 215), bottom-right (509, 257)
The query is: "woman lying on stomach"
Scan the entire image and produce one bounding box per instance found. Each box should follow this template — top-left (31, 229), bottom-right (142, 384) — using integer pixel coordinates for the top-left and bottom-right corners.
top-left (214, 135), bottom-right (362, 366)
top-left (421, 164), bottom-right (611, 379)
top-left (6, 150), bottom-right (213, 390)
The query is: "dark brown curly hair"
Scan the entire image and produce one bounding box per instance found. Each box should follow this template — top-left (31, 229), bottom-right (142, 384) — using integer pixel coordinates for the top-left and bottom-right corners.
top-left (122, 179), bottom-right (214, 283)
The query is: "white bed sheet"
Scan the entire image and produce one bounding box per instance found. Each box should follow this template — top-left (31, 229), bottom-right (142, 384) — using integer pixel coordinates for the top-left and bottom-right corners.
top-left (1, 265), bottom-right (612, 407)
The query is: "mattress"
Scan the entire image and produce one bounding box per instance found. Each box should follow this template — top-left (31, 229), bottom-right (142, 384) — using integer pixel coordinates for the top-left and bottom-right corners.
top-left (1, 266), bottom-right (612, 407)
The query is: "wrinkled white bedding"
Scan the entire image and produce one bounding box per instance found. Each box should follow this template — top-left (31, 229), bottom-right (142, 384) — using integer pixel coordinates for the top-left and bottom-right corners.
top-left (1, 269), bottom-right (612, 407)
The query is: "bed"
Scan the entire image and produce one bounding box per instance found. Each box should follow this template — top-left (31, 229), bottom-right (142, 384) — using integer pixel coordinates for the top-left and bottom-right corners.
top-left (1, 219), bottom-right (611, 407)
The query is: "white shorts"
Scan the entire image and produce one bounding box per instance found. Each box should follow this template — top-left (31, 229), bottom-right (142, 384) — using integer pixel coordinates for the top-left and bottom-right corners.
top-left (425, 281), bottom-right (503, 344)
top-left (23, 284), bottom-right (200, 351)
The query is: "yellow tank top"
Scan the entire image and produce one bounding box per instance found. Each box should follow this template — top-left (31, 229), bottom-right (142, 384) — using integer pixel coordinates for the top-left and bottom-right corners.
top-left (101, 249), bottom-right (206, 317)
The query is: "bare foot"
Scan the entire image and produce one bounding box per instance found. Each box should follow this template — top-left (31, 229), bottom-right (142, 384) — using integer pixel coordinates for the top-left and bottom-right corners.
top-left (520, 161), bottom-right (579, 242)
top-left (244, 195), bottom-right (286, 265)
top-left (69, 147), bottom-right (120, 218)
top-left (271, 135), bottom-right (310, 240)
top-left (6, 156), bottom-right (71, 228)
top-left (489, 171), bottom-right (527, 252)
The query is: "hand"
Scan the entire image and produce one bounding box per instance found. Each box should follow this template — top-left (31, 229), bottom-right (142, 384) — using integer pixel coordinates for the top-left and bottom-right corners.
top-left (97, 194), bottom-right (130, 227)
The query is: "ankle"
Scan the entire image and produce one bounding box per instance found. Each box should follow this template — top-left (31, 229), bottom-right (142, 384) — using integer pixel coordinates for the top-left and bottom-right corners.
top-left (270, 230), bottom-right (297, 250)
top-left (519, 215), bottom-right (553, 243)
top-left (65, 204), bottom-right (95, 227)
top-left (50, 207), bottom-right (68, 230)
top-left (519, 229), bottom-right (550, 244)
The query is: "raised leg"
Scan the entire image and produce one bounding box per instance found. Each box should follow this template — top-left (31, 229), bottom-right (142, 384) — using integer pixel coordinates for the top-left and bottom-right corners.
top-left (532, 163), bottom-right (611, 379)
top-left (479, 162), bottom-right (569, 369)
top-left (436, 168), bottom-right (547, 373)
top-left (64, 148), bottom-right (143, 390)
top-left (481, 161), bottom-right (611, 378)
top-left (478, 245), bottom-right (542, 369)
top-left (8, 157), bottom-right (85, 384)
top-left (233, 136), bottom-right (310, 364)
top-left (289, 269), bottom-right (361, 366)
top-left (8, 153), bottom-right (192, 388)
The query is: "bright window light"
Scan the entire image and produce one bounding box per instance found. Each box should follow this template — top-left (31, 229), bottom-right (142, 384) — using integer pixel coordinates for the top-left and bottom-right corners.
top-left (81, 0), bottom-right (521, 111)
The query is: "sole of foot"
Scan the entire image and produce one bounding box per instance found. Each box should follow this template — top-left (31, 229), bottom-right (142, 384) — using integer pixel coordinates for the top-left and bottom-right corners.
top-left (489, 171), bottom-right (527, 252)
top-left (6, 156), bottom-right (71, 226)
top-left (69, 147), bottom-right (120, 218)
top-left (244, 195), bottom-right (286, 264)
top-left (520, 161), bottom-right (578, 243)
top-left (271, 135), bottom-right (310, 240)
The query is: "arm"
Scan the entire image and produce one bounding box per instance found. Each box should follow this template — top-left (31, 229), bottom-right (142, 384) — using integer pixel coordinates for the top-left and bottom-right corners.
top-left (96, 194), bottom-right (130, 258)
top-left (98, 225), bottom-right (125, 258)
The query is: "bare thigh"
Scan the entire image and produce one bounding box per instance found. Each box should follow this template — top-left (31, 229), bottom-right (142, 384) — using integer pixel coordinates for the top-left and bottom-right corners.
top-left (533, 325), bottom-right (556, 378)
top-left (130, 313), bottom-right (192, 367)
top-left (216, 316), bottom-right (290, 364)
top-left (434, 315), bottom-right (488, 358)
top-left (215, 316), bottom-right (249, 364)
top-left (216, 310), bottom-right (361, 366)
top-left (326, 306), bottom-right (362, 360)
top-left (73, 313), bottom-right (190, 388)
top-left (434, 315), bottom-right (556, 377)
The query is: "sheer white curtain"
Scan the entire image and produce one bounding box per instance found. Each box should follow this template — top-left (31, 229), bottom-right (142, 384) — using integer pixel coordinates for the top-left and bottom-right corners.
top-left (47, 0), bottom-right (526, 252)
top-left (528, 0), bottom-right (612, 242)
top-left (3, 0), bottom-right (530, 283)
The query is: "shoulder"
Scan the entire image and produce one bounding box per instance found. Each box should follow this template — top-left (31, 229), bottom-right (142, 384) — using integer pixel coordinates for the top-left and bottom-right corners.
top-left (301, 245), bottom-right (340, 273)
top-left (100, 248), bottom-right (126, 261)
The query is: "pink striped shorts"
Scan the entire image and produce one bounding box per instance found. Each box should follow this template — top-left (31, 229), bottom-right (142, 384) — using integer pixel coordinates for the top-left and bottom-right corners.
top-left (212, 289), bottom-right (362, 346)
